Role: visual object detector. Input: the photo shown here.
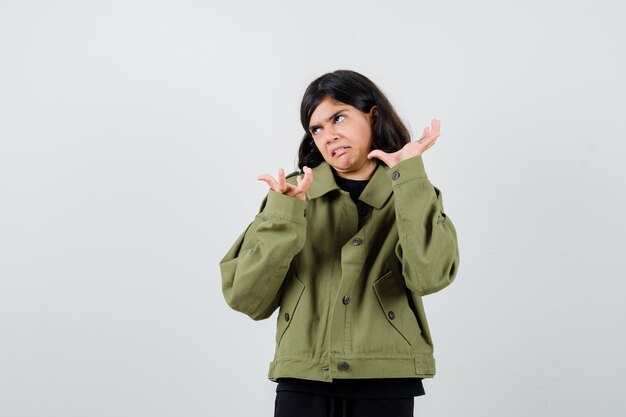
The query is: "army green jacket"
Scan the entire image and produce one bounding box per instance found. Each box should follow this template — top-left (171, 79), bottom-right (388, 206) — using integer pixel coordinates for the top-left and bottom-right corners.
top-left (220, 155), bottom-right (460, 382)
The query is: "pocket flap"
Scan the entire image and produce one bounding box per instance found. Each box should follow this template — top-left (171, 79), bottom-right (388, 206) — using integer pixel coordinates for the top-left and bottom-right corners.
top-left (276, 276), bottom-right (305, 345)
top-left (373, 271), bottom-right (421, 346)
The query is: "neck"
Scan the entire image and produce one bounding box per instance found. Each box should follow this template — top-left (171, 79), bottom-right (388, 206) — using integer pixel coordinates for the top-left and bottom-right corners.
top-left (334, 160), bottom-right (377, 181)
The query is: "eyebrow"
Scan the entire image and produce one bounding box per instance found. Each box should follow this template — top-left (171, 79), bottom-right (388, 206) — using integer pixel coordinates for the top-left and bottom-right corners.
top-left (309, 109), bottom-right (348, 132)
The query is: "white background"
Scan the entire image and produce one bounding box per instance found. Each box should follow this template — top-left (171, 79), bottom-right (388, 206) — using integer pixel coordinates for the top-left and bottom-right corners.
top-left (1, 0), bottom-right (625, 416)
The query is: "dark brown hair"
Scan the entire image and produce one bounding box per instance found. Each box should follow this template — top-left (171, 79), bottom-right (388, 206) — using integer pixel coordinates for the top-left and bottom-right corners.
top-left (297, 70), bottom-right (410, 170)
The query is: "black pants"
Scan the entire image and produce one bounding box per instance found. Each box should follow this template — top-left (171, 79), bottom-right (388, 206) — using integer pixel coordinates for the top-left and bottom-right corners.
top-left (274, 391), bottom-right (414, 417)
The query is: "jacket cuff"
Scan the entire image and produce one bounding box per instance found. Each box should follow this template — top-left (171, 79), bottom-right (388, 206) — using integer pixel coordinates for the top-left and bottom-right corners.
top-left (389, 155), bottom-right (428, 186)
top-left (262, 190), bottom-right (308, 224)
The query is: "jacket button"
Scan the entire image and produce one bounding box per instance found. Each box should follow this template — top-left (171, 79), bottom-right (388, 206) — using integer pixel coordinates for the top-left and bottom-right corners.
top-left (303, 209), bottom-right (307, 218)
top-left (388, 311), bottom-right (396, 320)
top-left (352, 238), bottom-right (362, 246)
top-left (338, 361), bottom-right (350, 371)
top-left (284, 313), bottom-right (290, 322)
top-left (392, 171), bottom-right (400, 180)
top-left (342, 296), bottom-right (351, 305)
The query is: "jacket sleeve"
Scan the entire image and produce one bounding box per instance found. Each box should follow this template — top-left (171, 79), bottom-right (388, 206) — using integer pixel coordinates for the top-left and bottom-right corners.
top-left (220, 190), bottom-right (307, 320)
top-left (392, 155), bottom-right (460, 296)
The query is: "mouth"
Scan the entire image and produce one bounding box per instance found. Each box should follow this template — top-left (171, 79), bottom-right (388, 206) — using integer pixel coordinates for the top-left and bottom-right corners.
top-left (332, 146), bottom-right (351, 157)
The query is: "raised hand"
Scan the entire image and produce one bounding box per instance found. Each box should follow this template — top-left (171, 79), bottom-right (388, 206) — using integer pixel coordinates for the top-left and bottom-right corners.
top-left (257, 166), bottom-right (314, 201)
top-left (367, 119), bottom-right (441, 168)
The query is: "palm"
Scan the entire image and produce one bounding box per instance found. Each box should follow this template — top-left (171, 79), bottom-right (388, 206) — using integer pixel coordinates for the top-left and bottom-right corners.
top-left (368, 119), bottom-right (441, 168)
top-left (257, 166), bottom-right (314, 201)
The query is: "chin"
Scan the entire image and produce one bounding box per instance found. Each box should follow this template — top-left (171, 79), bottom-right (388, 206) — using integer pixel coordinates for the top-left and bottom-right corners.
top-left (332, 164), bottom-right (353, 173)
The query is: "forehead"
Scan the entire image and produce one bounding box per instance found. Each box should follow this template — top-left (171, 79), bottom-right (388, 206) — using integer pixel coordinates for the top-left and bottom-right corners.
top-left (309, 97), bottom-right (353, 124)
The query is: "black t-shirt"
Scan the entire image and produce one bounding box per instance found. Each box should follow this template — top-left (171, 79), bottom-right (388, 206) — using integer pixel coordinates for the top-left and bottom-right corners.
top-left (276, 377), bottom-right (424, 399)
top-left (333, 174), bottom-right (369, 203)
top-left (275, 174), bottom-right (425, 399)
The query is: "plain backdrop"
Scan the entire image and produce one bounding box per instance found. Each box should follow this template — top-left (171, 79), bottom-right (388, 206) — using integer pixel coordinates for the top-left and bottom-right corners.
top-left (1, 0), bottom-right (625, 416)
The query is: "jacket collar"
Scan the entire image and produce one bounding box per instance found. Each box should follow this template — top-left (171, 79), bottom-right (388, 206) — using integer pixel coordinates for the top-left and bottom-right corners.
top-left (306, 162), bottom-right (393, 209)
top-left (306, 162), bottom-right (339, 200)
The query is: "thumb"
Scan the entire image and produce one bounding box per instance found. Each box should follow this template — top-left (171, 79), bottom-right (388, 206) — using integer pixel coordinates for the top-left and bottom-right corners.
top-left (367, 149), bottom-right (391, 166)
top-left (368, 149), bottom-right (390, 164)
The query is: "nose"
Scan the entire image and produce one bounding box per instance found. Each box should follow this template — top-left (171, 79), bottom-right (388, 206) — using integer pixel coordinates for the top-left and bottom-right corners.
top-left (323, 125), bottom-right (339, 144)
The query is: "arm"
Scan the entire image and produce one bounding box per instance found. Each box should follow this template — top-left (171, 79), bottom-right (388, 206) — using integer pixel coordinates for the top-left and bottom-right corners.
top-left (220, 190), bottom-right (308, 320)
top-left (391, 155), bottom-right (460, 295)
top-left (368, 119), bottom-right (460, 295)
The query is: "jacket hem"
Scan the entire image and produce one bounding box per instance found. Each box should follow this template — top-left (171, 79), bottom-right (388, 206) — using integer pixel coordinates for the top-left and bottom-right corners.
top-left (268, 354), bottom-right (436, 382)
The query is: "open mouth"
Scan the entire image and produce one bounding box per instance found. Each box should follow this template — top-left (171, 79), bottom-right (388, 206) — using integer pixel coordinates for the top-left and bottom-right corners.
top-left (332, 146), bottom-right (350, 157)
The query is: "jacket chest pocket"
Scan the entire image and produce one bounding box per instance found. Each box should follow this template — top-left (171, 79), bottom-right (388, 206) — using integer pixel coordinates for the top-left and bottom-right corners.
top-left (373, 271), bottom-right (422, 346)
top-left (276, 276), bottom-right (305, 346)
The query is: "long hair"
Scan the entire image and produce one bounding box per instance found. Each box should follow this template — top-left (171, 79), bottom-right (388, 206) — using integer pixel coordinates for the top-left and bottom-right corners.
top-left (297, 70), bottom-right (411, 170)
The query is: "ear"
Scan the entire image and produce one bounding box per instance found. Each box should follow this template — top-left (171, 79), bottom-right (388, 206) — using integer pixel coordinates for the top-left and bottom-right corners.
top-left (369, 105), bottom-right (379, 125)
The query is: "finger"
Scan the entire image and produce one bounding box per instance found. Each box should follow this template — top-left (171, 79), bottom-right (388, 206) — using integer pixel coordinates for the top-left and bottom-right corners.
top-left (257, 174), bottom-right (279, 190)
top-left (423, 133), bottom-right (438, 147)
top-left (295, 175), bottom-right (306, 192)
top-left (302, 166), bottom-right (313, 180)
top-left (277, 168), bottom-right (288, 193)
top-left (429, 121), bottom-right (441, 141)
top-left (257, 174), bottom-right (275, 183)
top-left (431, 119), bottom-right (441, 134)
top-left (298, 167), bottom-right (314, 191)
top-left (418, 127), bottom-right (430, 142)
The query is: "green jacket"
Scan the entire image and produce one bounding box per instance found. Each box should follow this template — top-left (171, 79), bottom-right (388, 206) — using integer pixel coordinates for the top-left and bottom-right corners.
top-left (220, 155), bottom-right (460, 382)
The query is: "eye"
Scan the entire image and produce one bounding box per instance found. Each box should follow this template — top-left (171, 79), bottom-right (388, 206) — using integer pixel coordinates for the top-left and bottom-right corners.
top-left (334, 115), bottom-right (346, 123)
top-left (311, 127), bottom-right (321, 135)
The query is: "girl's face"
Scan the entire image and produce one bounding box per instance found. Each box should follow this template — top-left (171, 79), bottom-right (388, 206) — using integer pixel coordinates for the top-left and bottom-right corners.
top-left (308, 97), bottom-right (378, 180)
